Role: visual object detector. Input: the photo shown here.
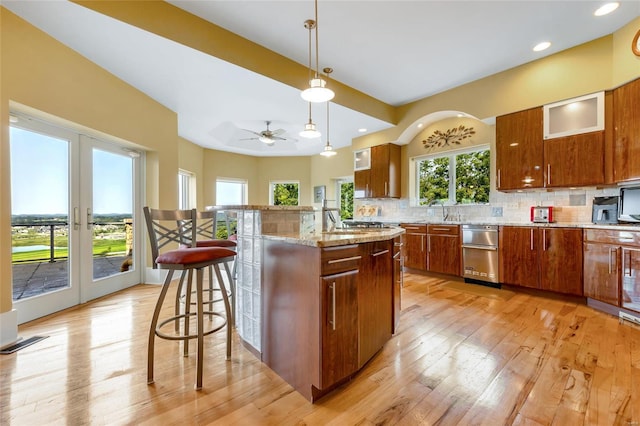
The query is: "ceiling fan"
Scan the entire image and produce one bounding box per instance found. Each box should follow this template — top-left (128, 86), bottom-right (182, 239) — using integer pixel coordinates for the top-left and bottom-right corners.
top-left (240, 121), bottom-right (293, 146)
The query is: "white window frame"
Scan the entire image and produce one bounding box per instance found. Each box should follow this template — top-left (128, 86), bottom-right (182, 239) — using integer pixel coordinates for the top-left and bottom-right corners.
top-left (216, 178), bottom-right (248, 206)
top-left (335, 178), bottom-right (354, 219)
top-left (269, 180), bottom-right (300, 206)
top-left (178, 169), bottom-right (195, 209)
top-left (413, 144), bottom-right (490, 206)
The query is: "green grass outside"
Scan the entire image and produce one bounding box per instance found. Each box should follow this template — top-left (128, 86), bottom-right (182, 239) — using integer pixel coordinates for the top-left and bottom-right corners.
top-left (12, 238), bottom-right (127, 263)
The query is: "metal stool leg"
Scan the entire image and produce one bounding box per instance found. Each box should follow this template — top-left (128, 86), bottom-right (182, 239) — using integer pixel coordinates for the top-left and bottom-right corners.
top-left (214, 263), bottom-right (232, 360)
top-left (223, 261), bottom-right (235, 327)
top-left (148, 270), bottom-right (175, 384)
top-left (196, 267), bottom-right (205, 390)
top-left (174, 270), bottom-right (187, 333)
top-left (183, 269), bottom-right (194, 357)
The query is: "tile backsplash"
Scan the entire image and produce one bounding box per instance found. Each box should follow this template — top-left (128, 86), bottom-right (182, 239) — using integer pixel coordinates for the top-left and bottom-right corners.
top-left (354, 187), bottom-right (620, 224)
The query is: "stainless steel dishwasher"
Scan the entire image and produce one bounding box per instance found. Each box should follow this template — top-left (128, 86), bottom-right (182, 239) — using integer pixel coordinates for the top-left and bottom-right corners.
top-left (462, 224), bottom-right (499, 284)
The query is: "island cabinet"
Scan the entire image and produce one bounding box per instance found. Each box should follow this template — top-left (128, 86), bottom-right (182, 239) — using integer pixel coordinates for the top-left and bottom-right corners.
top-left (613, 77), bottom-right (640, 183)
top-left (261, 238), bottom-right (395, 402)
top-left (500, 226), bottom-right (583, 296)
top-left (583, 229), bottom-right (640, 313)
top-left (354, 143), bottom-right (400, 198)
top-left (496, 107), bottom-right (544, 191)
top-left (399, 224), bottom-right (427, 270)
top-left (427, 224), bottom-right (460, 276)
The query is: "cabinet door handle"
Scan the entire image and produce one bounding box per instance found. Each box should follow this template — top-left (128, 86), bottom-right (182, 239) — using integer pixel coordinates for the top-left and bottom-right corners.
top-left (366, 184), bottom-right (369, 197)
top-left (547, 164), bottom-right (551, 186)
top-left (497, 169), bottom-right (501, 188)
top-left (372, 249), bottom-right (390, 257)
top-left (385, 182), bottom-right (388, 196)
top-left (542, 229), bottom-right (547, 251)
top-left (530, 228), bottom-right (534, 251)
top-left (421, 235), bottom-right (424, 252)
top-left (327, 255), bottom-right (362, 264)
top-left (329, 282), bottom-right (336, 331)
top-left (428, 235), bottom-right (431, 253)
top-left (609, 247), bottom-right (616, 274)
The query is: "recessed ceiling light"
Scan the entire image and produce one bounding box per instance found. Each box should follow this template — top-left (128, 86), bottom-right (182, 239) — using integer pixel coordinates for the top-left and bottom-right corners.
top-left (9, 115), bottom-right (18, 123)
top-left (457, 113), bottom-right (464, 118)
top-left (594, 2), bottom-right (619, 16)
top-left (358, 128), bottom-right (367, 133)
top-left (417, 123), bottom-right (423, 128)
top-left (533, 41), bottom-right (551, 52)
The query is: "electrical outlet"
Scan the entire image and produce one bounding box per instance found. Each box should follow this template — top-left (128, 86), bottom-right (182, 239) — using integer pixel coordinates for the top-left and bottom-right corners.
top-left (491, 207), bottom-right (503, 217)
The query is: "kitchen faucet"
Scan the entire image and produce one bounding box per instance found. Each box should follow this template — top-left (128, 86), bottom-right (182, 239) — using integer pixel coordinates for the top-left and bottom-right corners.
top-left (322, 199), bottom-right (341, 232)
top-left (428, 199), bottom-right (449, 221)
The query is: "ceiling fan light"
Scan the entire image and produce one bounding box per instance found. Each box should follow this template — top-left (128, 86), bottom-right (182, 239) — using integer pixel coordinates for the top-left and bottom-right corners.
top-left (301, 78), bottom-right (335, 103)
top-left (259, 136), bottom-right (274, 144)
top-left (320, 142), bottom-right (337, 157)
top-left (299, 121), bottom-right (321, 138)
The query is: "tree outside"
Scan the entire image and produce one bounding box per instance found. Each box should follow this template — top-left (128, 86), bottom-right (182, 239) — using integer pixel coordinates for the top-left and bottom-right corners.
top-left (418, 149), bottom-right (490, 205)
top-left (273, 183), bottom-right (299, 206)
top-left (340, 182), bottom-right (354, 220)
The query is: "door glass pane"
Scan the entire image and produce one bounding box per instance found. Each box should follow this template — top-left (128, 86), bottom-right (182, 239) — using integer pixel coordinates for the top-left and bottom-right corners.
top-left (10, 127), bottom-right (70, 300)
top-left (92, 149), bottom-right (133, 280)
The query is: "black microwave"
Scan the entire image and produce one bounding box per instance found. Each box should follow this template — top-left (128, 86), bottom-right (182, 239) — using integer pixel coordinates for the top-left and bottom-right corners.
top-left (618, 186), bottom-right (640, 223)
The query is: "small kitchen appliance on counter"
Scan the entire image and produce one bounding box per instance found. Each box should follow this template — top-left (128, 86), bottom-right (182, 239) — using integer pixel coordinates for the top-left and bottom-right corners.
top-left (531, 206), bottom-right (553, 223)
top-left (592, 196), bottom-right (618, 224)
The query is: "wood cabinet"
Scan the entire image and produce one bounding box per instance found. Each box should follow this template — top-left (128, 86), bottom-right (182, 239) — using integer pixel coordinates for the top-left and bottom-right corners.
top-left (613, 77), bottom-right (640, 182)
top-left (583, 228), bottom-right (640, 312)
top-left (320, 270), bottom-right (358, 389)
top-left (544, 131), bottom-right (604, 187)
top-left (496, 106), bottom-right (605, 190)
top-left (496, 107), bottom-right (544, 190)
top-left (583, 229), bottom-right (620, 306)
top-left (500, 226), bottom-right (583, 296)
top-left (400, 224), bottom-right (426, 270)
top-left (427, 224), bottom-right (460, 276)
top-left (354, 143), bottom-right (400, 198)
top-left (621, 248), bottom-right (640, 313)
top-left (358, 240), bottom-right (393, 368)
top-left (262, 238), bottom-right (396, 402)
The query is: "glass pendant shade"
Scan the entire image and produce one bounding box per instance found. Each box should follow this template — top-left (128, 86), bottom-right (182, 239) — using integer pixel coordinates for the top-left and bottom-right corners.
top-left (301, 78), bottom-right (335, 103)
top-left (320, 141), bottom-right (337, 157)
top-left (299, 120), bottom-right (321, 138)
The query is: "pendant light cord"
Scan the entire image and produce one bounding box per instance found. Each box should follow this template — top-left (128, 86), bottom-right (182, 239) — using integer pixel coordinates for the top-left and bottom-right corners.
top-left (314, 0), bottom-right (320, 80)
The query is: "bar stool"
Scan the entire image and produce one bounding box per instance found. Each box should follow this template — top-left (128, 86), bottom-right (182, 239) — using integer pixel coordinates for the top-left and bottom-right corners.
top-left (173, 209), bottom-right (237, 328)
top-left (143, 207), bottom-right (236, 390)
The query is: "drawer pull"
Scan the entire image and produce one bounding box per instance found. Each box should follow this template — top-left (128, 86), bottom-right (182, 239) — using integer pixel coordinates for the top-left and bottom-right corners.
top-left (327, 255), bottom-right (362, 264)
top-left (431, 227), bottom-right (452, 231)
top-left (404, 226), bottom-right (421, 230)
top-left (372, 249), bottom-right (390, 257)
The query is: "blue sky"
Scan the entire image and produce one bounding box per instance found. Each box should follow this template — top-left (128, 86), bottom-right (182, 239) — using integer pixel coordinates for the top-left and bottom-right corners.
top-left (10, 127), bottom-right (132, 216)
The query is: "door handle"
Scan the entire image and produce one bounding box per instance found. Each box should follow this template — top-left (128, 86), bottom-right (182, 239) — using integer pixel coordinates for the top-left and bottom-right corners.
top-left (87, 207), bottom-right (95, 230)
top-left (73, 207), bottom-right (81, 230)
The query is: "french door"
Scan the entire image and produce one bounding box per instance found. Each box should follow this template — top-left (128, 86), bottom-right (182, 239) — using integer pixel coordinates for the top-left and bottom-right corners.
top-left (10, 116), bottom-right (143, 324)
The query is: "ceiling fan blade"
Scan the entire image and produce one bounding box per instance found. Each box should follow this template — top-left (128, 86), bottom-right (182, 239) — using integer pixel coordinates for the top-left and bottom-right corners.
top-left (238, 137), bottom-right (259, 141)
top-left (240, 128), bottom-right (263, 137)
top-left (271, 128), bottom-right (286, 136)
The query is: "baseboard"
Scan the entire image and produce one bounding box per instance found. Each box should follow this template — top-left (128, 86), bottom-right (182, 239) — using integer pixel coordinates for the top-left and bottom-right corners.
top-left (144, 267), bottom-right (168, 285)
top-left (0, 309), bottom-right (18, 349)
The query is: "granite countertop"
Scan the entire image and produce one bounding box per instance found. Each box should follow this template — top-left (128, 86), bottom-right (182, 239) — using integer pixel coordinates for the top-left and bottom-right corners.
top-left (205, 205), bottom-right (315, 211)
top-left (395, 220), bottom-right (640, 231)
top-left (261, 227), bottom-right (405, 248)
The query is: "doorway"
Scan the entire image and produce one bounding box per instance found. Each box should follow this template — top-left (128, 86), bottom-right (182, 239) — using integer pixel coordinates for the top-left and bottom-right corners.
top-left (10, 115), bottom-right (143, 324)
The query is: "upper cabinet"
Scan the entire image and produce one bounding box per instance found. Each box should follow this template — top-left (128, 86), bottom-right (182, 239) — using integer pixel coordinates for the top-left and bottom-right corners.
top-left (496, 96), bottom-right (607, 191)
top-left (496, 107), bottom-right (545, 190)
top-left (613, 77), bottom-right (640, 183)
top-left (354, 143), bottom-right (400, 199)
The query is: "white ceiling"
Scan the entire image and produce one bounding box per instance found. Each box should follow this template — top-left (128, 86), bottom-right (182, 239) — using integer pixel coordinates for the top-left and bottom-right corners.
top-left (3, 1), bottom-right (639, 157)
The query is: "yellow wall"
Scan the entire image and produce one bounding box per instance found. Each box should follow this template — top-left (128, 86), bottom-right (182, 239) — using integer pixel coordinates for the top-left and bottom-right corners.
top-left (201, 149), bottom-right (260, 206)
top-left (178, 137), bottom-right (205, 209)
top-left (0, 9), bottom-right (179, 314)
top-left (310, 146), bottom-right (354, 204)
top-left (257, 156), bottom-right (313, 205)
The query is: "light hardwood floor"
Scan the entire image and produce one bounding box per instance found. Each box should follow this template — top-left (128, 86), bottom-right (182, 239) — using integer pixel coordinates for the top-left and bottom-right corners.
top-left (1, 273), bottom-right (639, 425)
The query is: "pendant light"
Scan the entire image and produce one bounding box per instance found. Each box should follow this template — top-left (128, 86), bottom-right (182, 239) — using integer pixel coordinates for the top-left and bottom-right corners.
top-left (320, 72), bottom-right (337, 157)
top-left (300, 1), bottom-right (334, 103)
top-left (299, 102), bottom-right (321, 139)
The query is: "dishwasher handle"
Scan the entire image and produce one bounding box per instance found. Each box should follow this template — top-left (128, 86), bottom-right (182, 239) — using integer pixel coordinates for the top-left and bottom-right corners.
top-left (462, 244), bottom-right (498, 251)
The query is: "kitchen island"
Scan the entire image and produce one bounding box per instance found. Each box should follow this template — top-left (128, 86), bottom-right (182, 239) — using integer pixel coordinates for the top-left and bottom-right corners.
top-left (261, 226), bottom-right (404, 402)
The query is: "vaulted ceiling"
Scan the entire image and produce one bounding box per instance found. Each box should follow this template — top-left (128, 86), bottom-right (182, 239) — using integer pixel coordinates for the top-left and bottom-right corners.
top-left (3, 1), bottom-right (639, 156)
